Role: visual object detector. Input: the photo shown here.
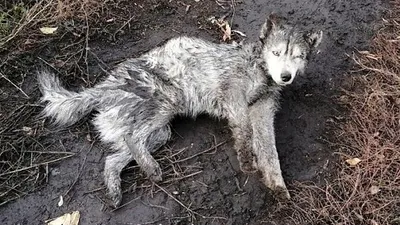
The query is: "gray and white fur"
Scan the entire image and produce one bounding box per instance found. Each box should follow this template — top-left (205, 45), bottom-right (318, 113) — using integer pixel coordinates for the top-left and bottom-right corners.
top-left (38, 14), bottom-right (323, 207)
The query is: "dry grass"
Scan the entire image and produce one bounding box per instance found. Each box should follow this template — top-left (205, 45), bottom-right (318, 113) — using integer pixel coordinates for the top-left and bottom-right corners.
top-left (0, 0), bottom-right (108, 52)
top-left (0, 0), bottom-right (114, 206)
top-left (285, 2), bottom-right (400, 225)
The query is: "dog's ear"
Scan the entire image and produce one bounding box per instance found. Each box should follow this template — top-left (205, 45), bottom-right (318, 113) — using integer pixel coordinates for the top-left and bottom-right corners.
top-left (259, 13), bottom-right (281, 42)
top-left (305, 30), bottom-right (323, 49)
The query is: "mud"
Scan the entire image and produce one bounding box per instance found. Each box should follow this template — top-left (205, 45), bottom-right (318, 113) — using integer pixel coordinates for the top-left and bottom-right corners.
top-left (0, 0), bottom-right (387, 224)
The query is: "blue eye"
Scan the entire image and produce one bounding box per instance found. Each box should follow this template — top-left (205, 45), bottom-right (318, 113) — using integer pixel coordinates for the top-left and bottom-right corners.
top-left (272, 51), bottom-right (280, 56)
top-left (297, 53), bottom-right (305, 59)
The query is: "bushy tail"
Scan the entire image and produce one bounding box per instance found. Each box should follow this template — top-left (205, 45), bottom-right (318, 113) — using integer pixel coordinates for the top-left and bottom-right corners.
top-left (37, 70), bottom-right (98, 127)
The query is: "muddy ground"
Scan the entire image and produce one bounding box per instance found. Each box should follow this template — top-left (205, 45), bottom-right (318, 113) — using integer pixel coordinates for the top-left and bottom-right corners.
top-left (0, 0), bottom-right (387, 224)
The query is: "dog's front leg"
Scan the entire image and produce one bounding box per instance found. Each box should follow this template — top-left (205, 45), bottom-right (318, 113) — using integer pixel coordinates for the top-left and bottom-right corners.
top-left (225, 105), bottom-right (258, 174)
top-left (249, 97), bottom-right (290, 200)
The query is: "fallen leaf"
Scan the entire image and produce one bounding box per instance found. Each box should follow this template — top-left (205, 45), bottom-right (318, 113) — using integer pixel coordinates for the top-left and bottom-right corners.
top-left (57, 195), bottom-right (63, 207)
top-left (354, 212), bottom-right (364, 221)
top-left (345, 158), bottom-right (361, 166)
top-left (376, 154), bottom-right (385, 160)
top-left (185, 5), bottom-right (191, 13)
top-left (22, 126), bottom-right (34, 136)
top-left (232, 30), bottom-right (246, 37)
top-left (370, 219), bottom-right (379, 225)
top-left (222, 22), bottom-right (231, 41)
top-left (369, 185), bottom-right (380, 195)
top-left (46, 211), bottom-right (80, 225)
top-left (40, 27), bottom-right (58, 34)
top-left (86, 133), bottom-right (92, 142)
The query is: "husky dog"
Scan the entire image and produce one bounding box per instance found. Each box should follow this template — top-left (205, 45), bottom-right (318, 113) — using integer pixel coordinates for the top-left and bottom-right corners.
top-left (38, 14), bottom-right (322, 207)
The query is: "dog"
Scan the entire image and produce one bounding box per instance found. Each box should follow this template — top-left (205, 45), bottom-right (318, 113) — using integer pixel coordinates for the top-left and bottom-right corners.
top-left (38, 14), bottom-right (323, 207)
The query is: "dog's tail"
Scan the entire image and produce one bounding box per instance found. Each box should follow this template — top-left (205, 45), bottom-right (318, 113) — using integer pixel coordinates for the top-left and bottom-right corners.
top-left (37, 70), bottom-right (98, 127)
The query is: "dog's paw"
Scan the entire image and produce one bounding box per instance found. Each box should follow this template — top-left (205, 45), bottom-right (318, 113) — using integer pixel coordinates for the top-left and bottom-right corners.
top-left (274, 186), bottom-right (291, 201)
top-left (106, 185), bottom-right (122, 208)
top-left (145, 161), bottom-right (163, 182)
top-left (239, 159), bottom-right (258, 174)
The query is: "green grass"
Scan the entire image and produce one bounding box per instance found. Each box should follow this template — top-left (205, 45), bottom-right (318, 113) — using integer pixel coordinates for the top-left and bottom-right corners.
top-left (0, 2), bottom-right (27, 39)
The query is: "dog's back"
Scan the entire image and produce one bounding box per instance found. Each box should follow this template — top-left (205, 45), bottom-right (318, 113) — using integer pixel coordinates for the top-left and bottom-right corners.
top-left (89, 36), bottom-right (269, 118)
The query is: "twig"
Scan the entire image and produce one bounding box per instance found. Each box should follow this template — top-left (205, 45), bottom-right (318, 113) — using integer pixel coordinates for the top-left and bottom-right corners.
top-left (154, 183), bottom-right (202, 218)
top-left (37, 57), bottom-right (61, 74)
top-left (1, 0), bottom-right (52, 46)
top-left (83, 10), bottom-right (90, 78)
top-left (165, 147), bottom-right (188, 159)
top-left (173, 140), bottom-right (227, 163)
top-left (23, 150), bottom-right (75, 155)
top-left (0, 154), bottom-right (75, 177)
top-left (161, 170), bottom-right (203, 184)
top-left (140, 199), bottom-right (169, 210)
top-left (230, 0), bottom-right (236, 28)
top-left (0, 196), bottom-right (21, 207)
top-left (64, 141), bottom-right (95, 196)
top-left (0, 71), bottom-right (29, 98)
top-left (113, 14), bottom-right (136, 41)
top-left (83, 187), bottom-right (105, 195)
top-left (155, 183), bottom-right (227, 221)
top-left (110, 196), bottom-right (141, 212)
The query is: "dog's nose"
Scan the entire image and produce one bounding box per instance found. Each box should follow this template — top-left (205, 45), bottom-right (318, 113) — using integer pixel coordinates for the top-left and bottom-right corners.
top-left (281, 72), bottom-right (292, 82)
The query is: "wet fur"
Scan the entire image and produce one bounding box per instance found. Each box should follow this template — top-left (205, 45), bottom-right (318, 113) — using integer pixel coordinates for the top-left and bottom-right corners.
top-left (38, 14), bottom-right (322, 207)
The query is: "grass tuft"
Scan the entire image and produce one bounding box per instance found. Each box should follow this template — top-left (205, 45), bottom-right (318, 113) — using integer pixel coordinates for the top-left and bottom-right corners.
top-left (284, 2), bottom-right (400, 224)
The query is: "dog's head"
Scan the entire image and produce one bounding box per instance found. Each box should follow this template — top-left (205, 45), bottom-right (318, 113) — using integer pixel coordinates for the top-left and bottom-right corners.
top-left (259, 14), bottom-right (323, 86)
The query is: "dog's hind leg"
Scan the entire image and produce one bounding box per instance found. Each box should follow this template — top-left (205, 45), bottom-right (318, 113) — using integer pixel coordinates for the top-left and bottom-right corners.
top-left (124, 127), bottom-right (167, 183)
top-left (104, 125), bottom-right (171, 207)
top-left (104, 149), bottom-right (133, 207)
top-left (103, 124), bottom-right (171, 207)
top-left (146, 125), bottom-right (172, 153)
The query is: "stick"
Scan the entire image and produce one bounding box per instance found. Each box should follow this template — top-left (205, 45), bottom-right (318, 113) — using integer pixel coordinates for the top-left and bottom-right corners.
top-left (154, 183), bottom-right (227, 220)
top-left (0, 72), bottom-right (29, 98)
top-left (0, 154), bottom-right (74, 177)
top-left (162, 170), bottom-right (203, 184)
top-left (64, 141), bottom-right (95, 196)
top-left (173, 140), bottom-right (227, 163)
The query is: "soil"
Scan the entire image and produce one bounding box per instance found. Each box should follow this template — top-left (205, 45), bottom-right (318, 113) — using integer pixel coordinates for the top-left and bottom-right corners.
top-left (0, 0), bottom-right (388, 224)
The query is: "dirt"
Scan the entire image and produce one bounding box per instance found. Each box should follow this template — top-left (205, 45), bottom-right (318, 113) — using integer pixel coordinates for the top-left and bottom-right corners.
top-left (0, 0), bottom-right (388, 224)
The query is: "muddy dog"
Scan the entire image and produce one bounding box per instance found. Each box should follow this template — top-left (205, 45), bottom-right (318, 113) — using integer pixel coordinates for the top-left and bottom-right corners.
top-left (38, 14), bottom-right (323, 207)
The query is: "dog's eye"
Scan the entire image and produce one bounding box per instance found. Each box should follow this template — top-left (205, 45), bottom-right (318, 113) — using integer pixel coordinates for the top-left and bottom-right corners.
top-left (297, 53), bottom-right (305, 59)
top-left (272, 51), bottom-right (280, 56)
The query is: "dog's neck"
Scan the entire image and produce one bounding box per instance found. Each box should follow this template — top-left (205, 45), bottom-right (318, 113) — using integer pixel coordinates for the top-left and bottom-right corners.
top-left (241, 42), bottom-right (282, 106)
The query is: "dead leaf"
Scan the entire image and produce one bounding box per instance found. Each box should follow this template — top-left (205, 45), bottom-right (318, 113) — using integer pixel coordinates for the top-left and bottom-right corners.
top-left (86, 133), bottom-right (92, 142)
top-left (208, 17), bottom-right (232, 42)
top-left (369, 185), bottom-right (380, 195)
top-left (222, 22), bottom-right (231, 41)
top-left (376, 154), bottom-right (385, 160)
top-left (40, 27), bottom-right (58, 34)
top-left (354, 212), bottom-right (364, 221)
top-left (46, 211), bottom-right (80, 225)
top-left (57, 195), bottom-right (63, 207)
top-left (345, 158), bottom-right (361, 166)
top-left (370, 219), bottom-right (379, 225)
top-left (359, 50), bottom-right (370, 54)
top-left (231, 30), bottom-right (246, 37)
top-left (22, 126), bottom-right (34, 136)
